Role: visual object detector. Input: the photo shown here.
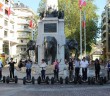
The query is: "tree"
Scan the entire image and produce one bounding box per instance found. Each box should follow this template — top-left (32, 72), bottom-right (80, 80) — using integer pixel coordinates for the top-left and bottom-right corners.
top-left (37, 0), bottom-right (99, 53)
top-left (59, 0), bottom-right (99, 53)
top-left (37, 0), bottom-right (46, 14)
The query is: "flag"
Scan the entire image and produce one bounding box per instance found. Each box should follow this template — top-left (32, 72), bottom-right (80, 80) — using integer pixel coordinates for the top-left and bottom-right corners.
top-left (0, 2), bottom-right (3, 11)
top-left (8, 7), bottom-right (11, 16)
top-left (82, 11), bottom-right (86, 28)
top-left (79, 0), bottom-right (86, 9)
top-left (29, 20), bottom-right (33, 28)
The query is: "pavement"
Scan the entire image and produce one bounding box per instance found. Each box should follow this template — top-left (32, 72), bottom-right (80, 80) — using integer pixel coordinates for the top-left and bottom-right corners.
top-left (0, 64), bottom-right (110, 96)
top-left (0, 82), bottom-right (110, 96)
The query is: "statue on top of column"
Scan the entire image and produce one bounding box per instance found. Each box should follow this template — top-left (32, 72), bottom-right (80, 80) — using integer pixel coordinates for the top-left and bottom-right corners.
top-left (39, 0), bottom-right (64, 19)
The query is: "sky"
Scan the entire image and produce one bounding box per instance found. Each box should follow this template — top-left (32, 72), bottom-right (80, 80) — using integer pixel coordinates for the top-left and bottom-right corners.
top-left (14, 0), bottom-right (106, 15)
top-left (14, 0), bottom-right (106, 25)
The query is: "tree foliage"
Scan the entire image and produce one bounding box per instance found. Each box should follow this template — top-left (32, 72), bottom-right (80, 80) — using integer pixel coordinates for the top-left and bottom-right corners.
top-left (59, 0), bottom-right (99, 53)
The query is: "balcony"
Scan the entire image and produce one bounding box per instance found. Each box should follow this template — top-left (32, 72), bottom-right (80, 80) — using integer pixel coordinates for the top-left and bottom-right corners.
top-left (17, 35), bottom-right (29, 39)
top-left (18, 20), bottom-right (29, 25)
top-left (17, 28), bottom-right (31, 32)
top-left (17, 43), bottom-right (27, 46)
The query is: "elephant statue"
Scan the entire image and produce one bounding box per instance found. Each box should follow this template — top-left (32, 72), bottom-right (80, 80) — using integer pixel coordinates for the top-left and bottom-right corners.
top-left (65, 39), bottom-right (79, 61)
top-left (26, 40), bottom-right (38, 62)
top-left (44, 36), bottom-right (57, 64)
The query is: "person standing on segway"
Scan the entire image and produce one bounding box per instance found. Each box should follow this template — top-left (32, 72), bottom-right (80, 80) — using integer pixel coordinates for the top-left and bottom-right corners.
top-left (40, 59), bottom-right (47, 81)
top-left (94, 59), bottom-right (101, 81)
top-left (68, 58), bottom-right (74, 81)
top-left (106, 60), bottom-right (110, 80)
top-left (74, 58), bottom-right (80, 80)
top-left (8, 58), bottom-right (17, 79)
top-left (0, 58), bottom-right (3, 80)
top-left (53, 59), bottom-right (61, 81)
top-left (25, 59), bottom-right (32, 80)
top-left (80, 57), bottom-right (89, 81)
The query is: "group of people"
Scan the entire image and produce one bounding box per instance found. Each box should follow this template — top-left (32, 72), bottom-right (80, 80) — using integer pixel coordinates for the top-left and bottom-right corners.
top-left (0, 57), bottom-right (110, 81)
top-left (65, 57), bottom-right (89, 81)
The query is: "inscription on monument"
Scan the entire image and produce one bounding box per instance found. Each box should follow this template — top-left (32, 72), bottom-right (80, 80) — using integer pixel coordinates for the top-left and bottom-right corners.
top-left (44, 23), bottom-right (57, 33)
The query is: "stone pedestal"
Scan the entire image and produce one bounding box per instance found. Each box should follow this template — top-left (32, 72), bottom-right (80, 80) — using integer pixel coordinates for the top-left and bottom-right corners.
top-left (36, 17), bottom-right (65, 75)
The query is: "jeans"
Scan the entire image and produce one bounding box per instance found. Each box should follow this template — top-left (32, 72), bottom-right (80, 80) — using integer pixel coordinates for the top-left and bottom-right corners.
top-left (26, 69), bottom-right (31, 79)
top-left (9, 68), bottom-right (14, 79)
top-left (54, 69), bottom-right (59, 80)
top-left (95, 69), bottom-right (100, 80)
top-left (41, 70), bottom-right (45, 80)
top-left (82, 68), bottom-right (87, 81)
top-left (75, 67), bottom-right (80, 79)
top-left (107, 70), bottom-right (110, 80)
top-left (69, 70), bottom-right (73, 80)
top-left (0, 68), bottom-right (2, 80)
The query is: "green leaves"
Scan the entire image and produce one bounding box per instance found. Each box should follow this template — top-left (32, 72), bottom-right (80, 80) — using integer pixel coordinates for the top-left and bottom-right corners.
top-left (59, 0), bottom-right (98, 52)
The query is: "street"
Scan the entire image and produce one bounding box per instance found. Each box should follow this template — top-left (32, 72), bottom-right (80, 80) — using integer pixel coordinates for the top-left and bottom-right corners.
top-left (0, 82), bottom-right (110, 96)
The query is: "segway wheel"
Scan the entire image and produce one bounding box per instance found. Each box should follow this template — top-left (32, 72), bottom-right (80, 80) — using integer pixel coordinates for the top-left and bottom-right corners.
top-left (15, 76), bottom-right (18, 83)
top-left (51, 77), bottom-right (54, 84)
top-left (103, 76), bottom-right (107, 84)
top-left (78, 76), bottom-right (82, 84)
top-left (91, 77), bottom-right (95, 84)
top-left (6, 76), bottom-right (10, 84)
top-left (37, 76), bottom-right (41, 84)
top-left (3, 76), bottom-right (6, 83)
top-left (88, 77), bottom-right (91, 85)
top-left (99, 77), bottom-right (103, 85)
top-left (32, 77), bottom-right (35, 84)
top-left (60, 77), bottom-right (63, 84)
top-left (65, 77), bottom-right (69, 84)
top-left (74, 77), bottom-right (77, 84)
top-left (46, 76), bottom-right (49, 84)
top-left (23, 77), bottom-right (26, 85)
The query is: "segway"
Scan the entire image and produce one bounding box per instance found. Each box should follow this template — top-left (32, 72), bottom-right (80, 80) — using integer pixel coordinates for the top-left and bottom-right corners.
top-left (37, 76), bottom-right (49, 84)
top-left (88, 76), bottom-right (95, 85)
top-left (23, 76), bottom-right (35, 85)
top-left (51, 70), bottom-right (63, 84)
top-left (0, 76), bottom-right (6, 83)
top-left (37, 67), bottom-right (49, 84)
top-left (23, 69), bottom-right (35, 85)
top-left (51, 76), bottom-right (63, 84)
top-left (6, 76), bottom-right (18, 84)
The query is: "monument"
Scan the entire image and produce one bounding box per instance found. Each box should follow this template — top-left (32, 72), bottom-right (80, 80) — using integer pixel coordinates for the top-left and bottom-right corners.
top-left (46, 0), bottom-right (58, 10)
top-left (36, 0), bottom-right (65, 74)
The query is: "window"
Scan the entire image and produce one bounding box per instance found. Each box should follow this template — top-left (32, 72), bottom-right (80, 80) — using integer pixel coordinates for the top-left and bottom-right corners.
top-left (4, 30), bottom-right (8, 37)
top-left (24, 48), bottom-right (26, 51)
top-left (5, 0), bottom-right (9, 4)
top-left (5, 9), bottom-right (8, 15)
top-left (24, 25), bottom-right (28, 29)
top-left (21, 47), bottom-right (26, 51)
top-left (21, 40), bottom-right (23, 43)
top-left (4, 20), bottom-right (8, 26)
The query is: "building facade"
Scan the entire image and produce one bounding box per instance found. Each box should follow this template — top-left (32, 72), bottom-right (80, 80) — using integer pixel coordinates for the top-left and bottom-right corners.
top-left (13, 2), bottom-right (36, 59)
top-left (101, 1), bottom-right (110, 60)
top-left (0, 0), bottom-right (17, 60)
top-left (0, 0), bottom-right (37, 62)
